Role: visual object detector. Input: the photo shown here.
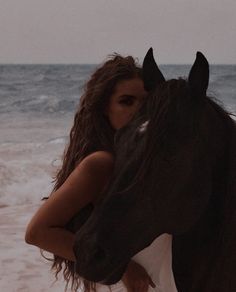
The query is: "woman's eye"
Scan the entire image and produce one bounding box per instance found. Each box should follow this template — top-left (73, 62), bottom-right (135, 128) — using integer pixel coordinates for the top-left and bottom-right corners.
top-left (119, 98), bottom-right (134, 106)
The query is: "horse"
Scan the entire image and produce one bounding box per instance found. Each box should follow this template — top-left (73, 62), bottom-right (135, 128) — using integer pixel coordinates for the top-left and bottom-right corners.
top-left (72, 48), bottom-right (236, 292)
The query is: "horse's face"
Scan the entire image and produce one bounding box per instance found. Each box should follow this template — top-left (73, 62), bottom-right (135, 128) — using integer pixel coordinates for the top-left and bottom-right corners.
top-left (73, 114), bottom-right (156, 284)
top-left (74, 186), bottom-right (156, 284)
top-left (73, 49), bottom-right (227, 284)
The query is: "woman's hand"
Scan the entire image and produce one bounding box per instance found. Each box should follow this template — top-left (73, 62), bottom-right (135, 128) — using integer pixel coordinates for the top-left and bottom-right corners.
top-left (121, 260), bottom-right (156, 292)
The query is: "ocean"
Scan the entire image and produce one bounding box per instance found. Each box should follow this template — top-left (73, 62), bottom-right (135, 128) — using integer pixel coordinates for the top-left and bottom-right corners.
top-left (0, 64), bottom-right (235, 292)
top-left (0, 64), bottom-right (236, 206)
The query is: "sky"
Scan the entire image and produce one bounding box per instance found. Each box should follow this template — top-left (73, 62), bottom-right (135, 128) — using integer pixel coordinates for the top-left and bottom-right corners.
top-left (0, 0), bottom-right (235, 64)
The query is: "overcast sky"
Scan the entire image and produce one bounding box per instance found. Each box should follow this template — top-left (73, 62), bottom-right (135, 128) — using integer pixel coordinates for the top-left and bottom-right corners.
top-left (0, 0), bottom-right (235, 64)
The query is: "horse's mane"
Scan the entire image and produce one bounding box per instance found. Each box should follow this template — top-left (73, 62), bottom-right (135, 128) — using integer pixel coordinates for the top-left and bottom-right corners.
top-left (118, 77), bottom-right (235, 195)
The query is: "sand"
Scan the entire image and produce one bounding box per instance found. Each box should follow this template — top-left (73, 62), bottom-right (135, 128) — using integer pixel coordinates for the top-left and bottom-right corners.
top-left (0, 114), bottom-right (80, 291)
top-left (0, 203), bottom-right (70, 292)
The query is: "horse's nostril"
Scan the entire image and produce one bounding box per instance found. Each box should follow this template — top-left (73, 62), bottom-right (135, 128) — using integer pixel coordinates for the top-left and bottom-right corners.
top-left (93, 246), bottom-right (107, 262)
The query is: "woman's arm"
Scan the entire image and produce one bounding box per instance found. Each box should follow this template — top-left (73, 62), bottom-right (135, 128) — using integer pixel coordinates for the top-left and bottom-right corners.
top-left (25, 151), bottom-right (114, 261)
top-left (25, 150), bottom-right (154, 291)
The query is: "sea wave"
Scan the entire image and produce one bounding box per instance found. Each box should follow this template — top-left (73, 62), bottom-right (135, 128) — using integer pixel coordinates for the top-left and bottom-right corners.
top-left (0, 64), bottom-right (235, 206)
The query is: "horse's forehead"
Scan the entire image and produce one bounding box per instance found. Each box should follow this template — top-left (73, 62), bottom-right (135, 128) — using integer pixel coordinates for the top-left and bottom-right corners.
top-left (138, 120), bottom-right (149, 133)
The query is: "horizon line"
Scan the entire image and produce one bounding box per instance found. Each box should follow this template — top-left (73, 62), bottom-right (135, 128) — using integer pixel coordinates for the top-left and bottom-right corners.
top-left (0, 62), bottom-right (235, 66)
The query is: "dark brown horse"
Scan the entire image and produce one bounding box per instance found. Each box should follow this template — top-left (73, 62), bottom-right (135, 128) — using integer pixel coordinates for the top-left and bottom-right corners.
top-left (72, 49), bottom-right (236, 291)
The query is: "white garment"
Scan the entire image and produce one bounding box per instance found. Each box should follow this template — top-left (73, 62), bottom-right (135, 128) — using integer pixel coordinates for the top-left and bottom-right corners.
top-left (95, 234), bottom-right (178, 292)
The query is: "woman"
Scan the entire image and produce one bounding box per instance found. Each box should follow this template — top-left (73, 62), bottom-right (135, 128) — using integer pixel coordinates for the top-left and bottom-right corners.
top-left (25, 54), bottom-right (158, 292)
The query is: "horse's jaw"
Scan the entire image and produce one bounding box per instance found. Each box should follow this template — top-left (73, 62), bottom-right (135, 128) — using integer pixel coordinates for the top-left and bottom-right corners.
top-left (99, 261), bottom-right (129, 285)
top-left (74, 255), bottom-right (128, 285)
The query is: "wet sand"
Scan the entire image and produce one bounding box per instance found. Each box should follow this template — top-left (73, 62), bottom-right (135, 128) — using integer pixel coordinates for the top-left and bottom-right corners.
top-left (0, 203), bottom-right (68, 291)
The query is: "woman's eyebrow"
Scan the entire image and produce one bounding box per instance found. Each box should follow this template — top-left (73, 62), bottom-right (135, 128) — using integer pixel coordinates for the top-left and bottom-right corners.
top-left (119, 94), bottom-right (145, 101)
top-left (119, 94), bottom-right (135, 98)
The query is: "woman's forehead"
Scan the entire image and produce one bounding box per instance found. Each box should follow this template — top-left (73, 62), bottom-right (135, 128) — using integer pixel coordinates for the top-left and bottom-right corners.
top-left (113, 78), bottom-right (147, 96)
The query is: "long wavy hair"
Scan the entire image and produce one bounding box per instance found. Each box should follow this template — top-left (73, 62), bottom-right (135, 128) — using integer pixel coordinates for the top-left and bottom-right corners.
top-left (40, 54), bottom-right (142, 291)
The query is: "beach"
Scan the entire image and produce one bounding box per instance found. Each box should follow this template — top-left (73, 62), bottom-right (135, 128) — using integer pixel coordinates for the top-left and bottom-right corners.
top-left (0, 64), bottom-right (235, 291)
top-left (0, 203), bottom-right (67, 292)
top-left (0, 113), bottom-right (73, 291)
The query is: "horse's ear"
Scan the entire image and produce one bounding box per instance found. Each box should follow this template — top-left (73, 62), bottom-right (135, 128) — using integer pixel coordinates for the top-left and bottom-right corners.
top-left (188, 51), bottom-right (209, 97)
top-left (142, 48), bottom-right (165, 91)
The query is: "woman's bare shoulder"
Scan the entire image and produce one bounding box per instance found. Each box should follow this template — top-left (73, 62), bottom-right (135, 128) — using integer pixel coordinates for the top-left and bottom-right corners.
top-left (25, 151), bottom-right (114, 234)
top-left (79, 150), bottom-right (114, 171)
top-left (82, 150), bottom-right (114, 162)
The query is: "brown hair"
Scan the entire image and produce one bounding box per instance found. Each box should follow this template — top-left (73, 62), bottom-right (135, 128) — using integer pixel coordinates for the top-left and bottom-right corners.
top-left (41, 53), bottom-right (142, 291)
